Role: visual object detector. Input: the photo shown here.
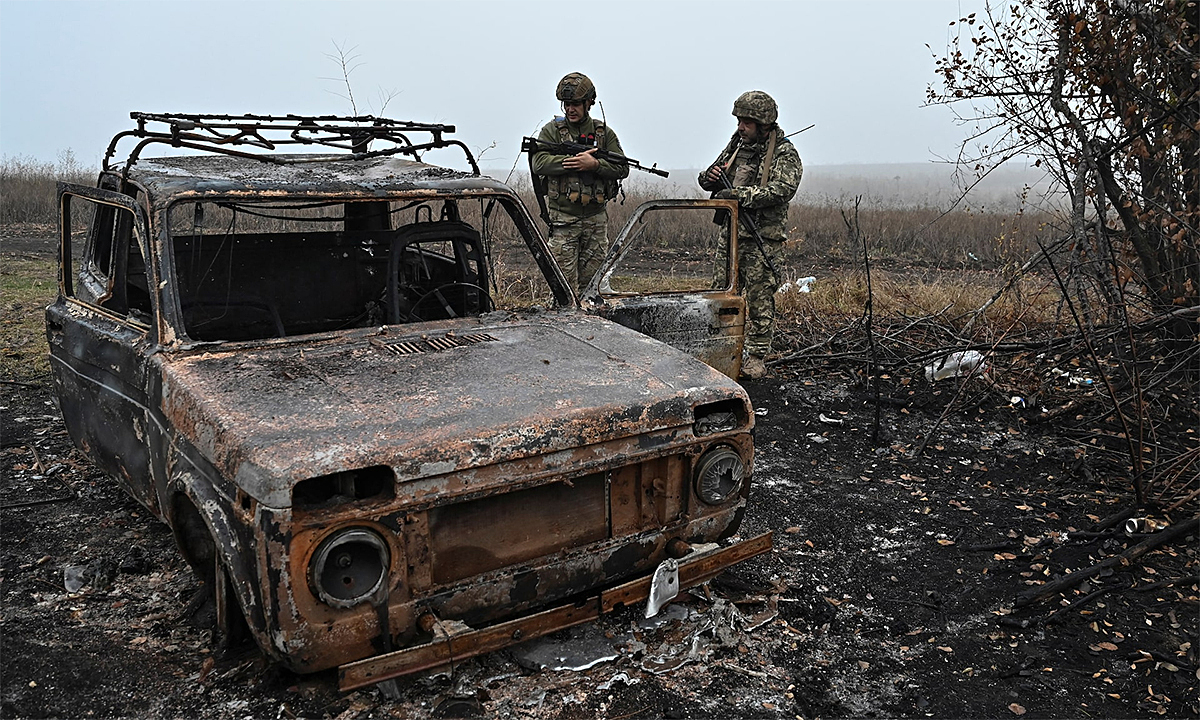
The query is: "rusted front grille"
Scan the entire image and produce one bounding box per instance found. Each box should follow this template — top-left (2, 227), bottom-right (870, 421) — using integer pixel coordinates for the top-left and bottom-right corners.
top-left (427, 473), bottom-right (607, 585)
top-left (370, 332), bottom-right (498, 356)
top-left (423, 455), bottom-right (690, 587)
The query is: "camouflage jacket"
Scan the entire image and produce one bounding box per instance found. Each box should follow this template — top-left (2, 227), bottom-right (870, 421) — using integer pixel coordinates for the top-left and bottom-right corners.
top-left (698, 128), bottom-right (802, 241)
top-left (531, 116), bottom-right (630, 218)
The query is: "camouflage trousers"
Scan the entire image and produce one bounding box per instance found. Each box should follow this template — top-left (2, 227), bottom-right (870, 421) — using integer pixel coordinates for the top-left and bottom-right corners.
top-left (737, 237), bottom-right (783, 357)
top-left (547, 208), bottom-right (609, 294)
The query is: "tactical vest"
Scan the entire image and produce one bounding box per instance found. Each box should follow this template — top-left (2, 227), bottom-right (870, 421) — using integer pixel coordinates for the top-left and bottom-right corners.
top-left (720, 129), bottom-right (792, 242)
top-left (724, 128), bottom-right (778, 189)
top-left (545, 119), bottom-right (620, 208)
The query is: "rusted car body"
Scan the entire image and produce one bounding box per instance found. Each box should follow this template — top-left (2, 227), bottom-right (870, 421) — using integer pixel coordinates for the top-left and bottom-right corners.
top-left (47, 114), bottom-right (769, 688)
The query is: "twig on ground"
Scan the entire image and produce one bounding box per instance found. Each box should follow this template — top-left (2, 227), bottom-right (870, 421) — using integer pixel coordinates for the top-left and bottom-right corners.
top-left (963, 542), bottom-right (1024, 552)
top-left (1044, 585), bottom-right (1115, 625)
top-left (28, 444), bottom-right (47, 474)
top-left (1027, 397), bottom-right (1091, 424)
top-left (1135, 575), bottom-right (1199, 593)
top-left (1, 379), bottom-right (45, 389)
top-left (1164, 488), bottom-right (1200, 514)
top-left (1088, 506), bottom-right (1139, 533)
top-left (715, 661), bottom-right (772, 680)
top-left (1127, 649), bottom-right (1199, 673)
top-left (1014, 516), bottom-right (1199, 608)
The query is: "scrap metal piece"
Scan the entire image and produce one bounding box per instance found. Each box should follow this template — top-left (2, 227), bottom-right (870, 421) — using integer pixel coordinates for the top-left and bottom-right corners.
top-left (337, 531), bottom-right (773, 691)
top-left (644, 558), bottom-right (680, 619)
top-left (510, 622), bottom-right (619, 671)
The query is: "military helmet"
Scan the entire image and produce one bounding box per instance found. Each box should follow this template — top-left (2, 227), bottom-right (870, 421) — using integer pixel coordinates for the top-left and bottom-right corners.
top-left (732, 90), bottom-right (778, 126)
top-left (556, 72), bottom-right (597, 102)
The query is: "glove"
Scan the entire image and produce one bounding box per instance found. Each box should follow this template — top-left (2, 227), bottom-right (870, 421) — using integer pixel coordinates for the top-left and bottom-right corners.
top-left (714, 188), bottom-right (738, 200)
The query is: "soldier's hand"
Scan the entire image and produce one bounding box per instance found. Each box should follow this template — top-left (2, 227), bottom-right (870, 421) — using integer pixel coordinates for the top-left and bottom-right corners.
top-left (705, 165), bottom-right (725, 182)
top-left (563, 148), bottom-right (600, 172)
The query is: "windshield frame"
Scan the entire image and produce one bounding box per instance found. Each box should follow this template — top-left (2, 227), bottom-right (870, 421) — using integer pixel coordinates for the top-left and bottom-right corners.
top-left (156, 189), bottom-right (571, 348)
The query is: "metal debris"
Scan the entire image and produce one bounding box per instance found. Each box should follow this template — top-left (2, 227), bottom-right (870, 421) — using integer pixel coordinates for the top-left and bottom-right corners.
top-left (645, 558), bottom-right (681, 618)
top-left (509, 624), bottom-right (620, 672)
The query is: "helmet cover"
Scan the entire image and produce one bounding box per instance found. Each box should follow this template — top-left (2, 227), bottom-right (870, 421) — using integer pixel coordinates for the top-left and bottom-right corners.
top-left (556, 73), bottom-right (597, 102)
top-left (732, 90), bottom-right (778, 125)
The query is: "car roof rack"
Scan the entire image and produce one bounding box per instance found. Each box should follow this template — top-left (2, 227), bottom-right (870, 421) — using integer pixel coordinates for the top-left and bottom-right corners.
top-left (105, 112), bottom-right (480, 175)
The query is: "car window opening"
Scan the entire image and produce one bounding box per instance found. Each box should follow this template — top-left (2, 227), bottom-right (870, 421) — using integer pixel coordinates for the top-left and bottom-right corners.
top-left (169, 197), bottom-right (527, 342)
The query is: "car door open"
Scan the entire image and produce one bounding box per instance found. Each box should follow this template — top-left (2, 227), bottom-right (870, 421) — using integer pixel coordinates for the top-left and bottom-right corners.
top-left (49, 183), bottom-right (159, 513)
top-left (581, 198), bottom-right (746, 379)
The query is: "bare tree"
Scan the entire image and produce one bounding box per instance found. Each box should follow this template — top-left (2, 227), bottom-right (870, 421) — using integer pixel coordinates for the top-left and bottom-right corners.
top-left (928, 0), bottom-right (1198, 333)
top-left (928, 0), bottom-right (1198, 511)
top-left (322, 41), bottom-right (400, 118)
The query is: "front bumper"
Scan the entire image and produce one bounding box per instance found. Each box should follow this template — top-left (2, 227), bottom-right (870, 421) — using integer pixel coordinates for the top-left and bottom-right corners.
top-left (337, 530), bottom-right (773, 691)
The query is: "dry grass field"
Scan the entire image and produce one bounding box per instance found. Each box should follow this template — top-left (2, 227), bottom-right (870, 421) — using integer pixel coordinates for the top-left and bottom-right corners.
top-left (0, 234), bottom-right (56, 381)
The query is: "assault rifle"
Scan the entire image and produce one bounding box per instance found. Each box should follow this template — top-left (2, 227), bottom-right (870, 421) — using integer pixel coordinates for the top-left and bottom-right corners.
top-left (520, 137), bottom-right (669, 178)
top-left (521, 136), bottom-right (669, 225)
top-left (712, 166), bottom-right (780, 282)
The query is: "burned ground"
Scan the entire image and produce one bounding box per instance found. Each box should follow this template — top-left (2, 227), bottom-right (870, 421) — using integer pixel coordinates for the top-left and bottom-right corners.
top-left (2, 232), bottom-right (1197, 719)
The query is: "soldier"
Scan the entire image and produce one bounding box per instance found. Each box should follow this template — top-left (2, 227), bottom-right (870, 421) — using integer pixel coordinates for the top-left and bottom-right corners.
top-left (530, 72), bottom-right (630, 294)
top-left (698, 90), bottom-right (802, 380)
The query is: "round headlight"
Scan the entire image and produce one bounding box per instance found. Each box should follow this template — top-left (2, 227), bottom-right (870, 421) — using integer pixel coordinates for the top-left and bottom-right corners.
top-left (694, 446), bottom-right (746, 505)
top-left (310, 528), bottom-right (390, 608)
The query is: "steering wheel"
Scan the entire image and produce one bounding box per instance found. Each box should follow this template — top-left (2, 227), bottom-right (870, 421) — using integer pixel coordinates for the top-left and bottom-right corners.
top-left (407, 282), bottom-right (493, 322)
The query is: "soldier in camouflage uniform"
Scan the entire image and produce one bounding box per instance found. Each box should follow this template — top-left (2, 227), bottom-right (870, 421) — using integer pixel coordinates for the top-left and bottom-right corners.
top-left (531, 72), bottom-right (630, 294)
top-left (698, 90), bottom-right (802, 379)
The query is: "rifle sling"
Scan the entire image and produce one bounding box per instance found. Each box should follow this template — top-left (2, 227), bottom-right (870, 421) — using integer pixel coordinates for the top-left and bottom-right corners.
top-left (758, 128), bottom-right (778, 188)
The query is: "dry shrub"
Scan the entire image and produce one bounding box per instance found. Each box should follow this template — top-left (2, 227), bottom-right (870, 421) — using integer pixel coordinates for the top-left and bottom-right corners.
top-left (776, 268), bottom-right (1062, 340)
top-left (785, 202), bottom-right (1048, 268)
top-left (0, 152), bottom-right (95, 224)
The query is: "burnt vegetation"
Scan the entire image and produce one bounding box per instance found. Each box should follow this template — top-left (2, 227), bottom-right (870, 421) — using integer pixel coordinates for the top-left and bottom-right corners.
top-left (1, 3), bottom-right (1196, 716)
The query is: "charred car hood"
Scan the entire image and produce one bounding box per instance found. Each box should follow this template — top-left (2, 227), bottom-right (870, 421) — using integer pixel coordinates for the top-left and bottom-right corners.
top-left (160, 312), bottom-right (746, 507)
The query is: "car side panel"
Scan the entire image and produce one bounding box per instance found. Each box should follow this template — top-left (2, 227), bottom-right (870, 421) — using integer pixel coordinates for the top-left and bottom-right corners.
top-left (47, 300), bottom-right (159, 516)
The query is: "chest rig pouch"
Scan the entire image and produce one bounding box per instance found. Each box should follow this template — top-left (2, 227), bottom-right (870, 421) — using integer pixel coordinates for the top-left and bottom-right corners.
top-left (546, 120), bottom-right (620, 207)
top-left (713, 129), bottom-right (779, 229)
top-left (726, 128), bottom-right (779, 189)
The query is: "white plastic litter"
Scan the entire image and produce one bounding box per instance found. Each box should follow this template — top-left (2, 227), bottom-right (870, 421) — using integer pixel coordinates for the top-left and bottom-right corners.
top-left (924, 350), bottom-right (988, 381)
top-left (63, 565), bottom-right (87, 593)
top-left (818, 413), bottom-right (845, 425)
top-left (1050, 368), bottom-right (1094, 386)
top-left (779, 276), bottom-right (816, 294)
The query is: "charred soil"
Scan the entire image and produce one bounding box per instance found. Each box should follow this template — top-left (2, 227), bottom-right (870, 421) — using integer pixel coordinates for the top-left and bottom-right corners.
top-left (1, 234), bottom-right (1197, 719)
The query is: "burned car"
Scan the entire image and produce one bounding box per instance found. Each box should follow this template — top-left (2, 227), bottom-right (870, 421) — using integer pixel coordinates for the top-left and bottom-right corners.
top-left (47, 113), bottom-right (770, 690)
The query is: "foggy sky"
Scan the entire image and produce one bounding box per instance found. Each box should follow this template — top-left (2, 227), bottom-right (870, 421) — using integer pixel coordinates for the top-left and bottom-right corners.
top-left (0, 0), bottom-right (985, 173)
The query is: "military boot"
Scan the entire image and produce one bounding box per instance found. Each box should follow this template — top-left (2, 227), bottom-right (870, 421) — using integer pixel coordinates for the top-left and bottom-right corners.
top-left (741, 355), bottom-right (768, 379)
